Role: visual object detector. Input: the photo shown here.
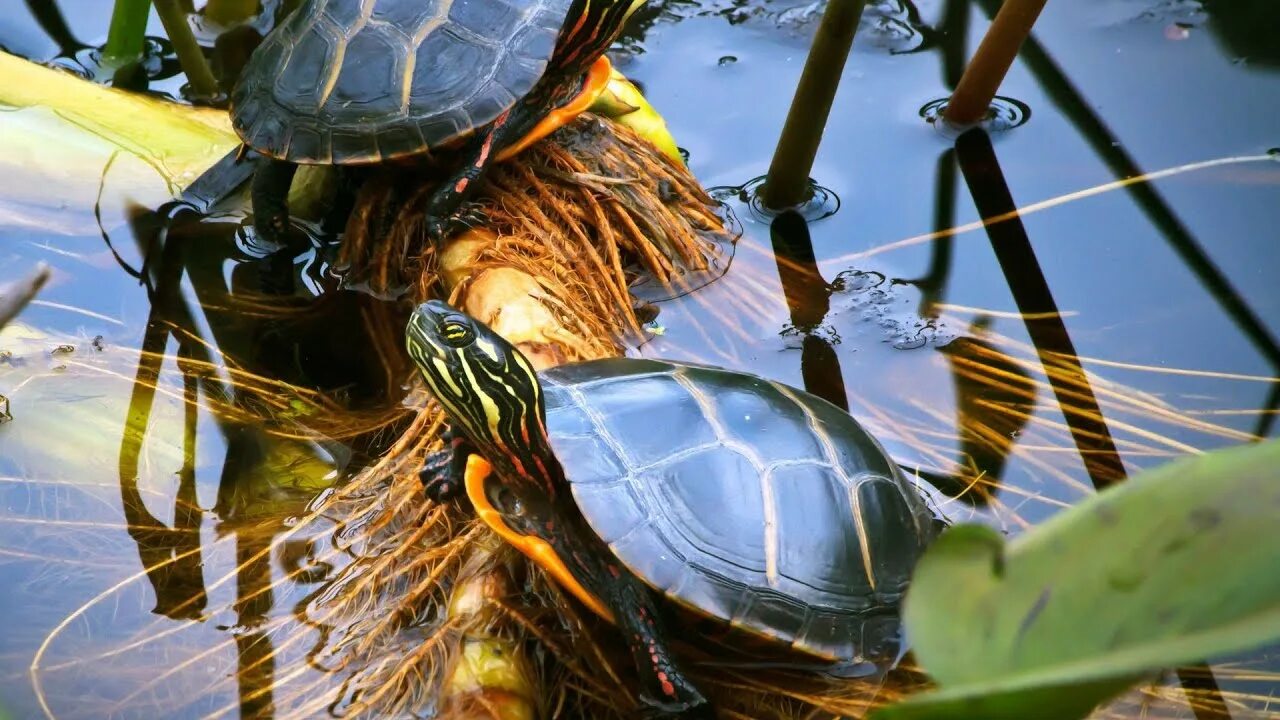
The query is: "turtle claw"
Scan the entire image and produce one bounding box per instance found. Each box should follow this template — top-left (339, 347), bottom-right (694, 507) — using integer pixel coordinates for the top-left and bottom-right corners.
top-left (425, 204), bottom-right (489, 244)
top-left (457, 202), bottom-right (489, 229)
top-left (424, 214), bottom-right (450, 245)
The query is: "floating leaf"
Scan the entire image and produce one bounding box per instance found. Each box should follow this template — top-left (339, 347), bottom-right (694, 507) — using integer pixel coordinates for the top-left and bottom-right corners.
top-left (875, 439), bottom-right (1280, 720)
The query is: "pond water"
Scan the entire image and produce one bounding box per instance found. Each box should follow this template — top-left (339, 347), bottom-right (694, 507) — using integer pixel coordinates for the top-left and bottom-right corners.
top-left (1, 0), bottom-right (1278, 718)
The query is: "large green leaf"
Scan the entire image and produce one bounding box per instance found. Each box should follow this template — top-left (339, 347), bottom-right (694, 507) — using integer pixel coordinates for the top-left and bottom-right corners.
top-left (874, 439), bottom-right (1280, 720)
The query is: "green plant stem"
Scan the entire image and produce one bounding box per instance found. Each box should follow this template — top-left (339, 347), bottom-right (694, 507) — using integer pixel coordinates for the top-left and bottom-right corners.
top-left (942, 0), bottom-right (1048, 125)
top-left (202, 0), bottom-right (261, 26)
top-left (760, 0), bottom-right (868, 210)
top-left (153, 0), bottom-right (221, 100)
top-left (102, 0), bottom-right (152, 65)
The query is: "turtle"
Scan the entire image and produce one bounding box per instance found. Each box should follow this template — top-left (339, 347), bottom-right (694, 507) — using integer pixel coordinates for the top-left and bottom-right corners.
top-left (406, 300), bottom-right (938, 716)
top-left (208, 0), bottom-right (643, 247)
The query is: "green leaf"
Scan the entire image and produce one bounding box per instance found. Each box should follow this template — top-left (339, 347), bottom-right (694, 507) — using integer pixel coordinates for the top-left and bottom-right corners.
top-left (874, 439), bottom-right (1280, 720)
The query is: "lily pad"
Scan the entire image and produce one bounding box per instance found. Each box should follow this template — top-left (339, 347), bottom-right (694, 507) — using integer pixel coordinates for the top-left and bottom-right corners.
top-left (874, 439), bottom-right (1280, 720)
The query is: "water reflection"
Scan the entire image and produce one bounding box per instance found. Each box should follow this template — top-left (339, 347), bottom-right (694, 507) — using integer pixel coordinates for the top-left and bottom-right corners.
top-left (49, 192), bottom-right (408, 717)
top-left (769, 210), bottom-right (849, 410)
top-left (971, 0), bottom-right (1280, 435)
top-left (954, 127), bottom-right (1127, 489)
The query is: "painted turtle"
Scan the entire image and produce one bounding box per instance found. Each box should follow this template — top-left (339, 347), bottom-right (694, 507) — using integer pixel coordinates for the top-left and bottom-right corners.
top-left (408, 300), bottom-right (937, 716)
top-left (220, 0), bottom-right (641, 246)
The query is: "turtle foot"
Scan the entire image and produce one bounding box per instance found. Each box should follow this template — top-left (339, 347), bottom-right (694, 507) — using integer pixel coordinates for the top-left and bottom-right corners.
top-left (419, 449), bottom-right (464, 502)
top-left (419, 427), bottom-right (472, 503)
top-left (424, 204), bottom-right (489, 245)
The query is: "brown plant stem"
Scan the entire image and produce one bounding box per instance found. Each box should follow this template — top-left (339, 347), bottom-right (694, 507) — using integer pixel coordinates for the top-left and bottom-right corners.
top-left (153, 0), bottom-right (221, 101)
top-left (202, 0), bottom-right (262, 26)
top-left (760, 0), bottom-right (868, 210)
top-left (942, 0), bottom-right (1048, 126)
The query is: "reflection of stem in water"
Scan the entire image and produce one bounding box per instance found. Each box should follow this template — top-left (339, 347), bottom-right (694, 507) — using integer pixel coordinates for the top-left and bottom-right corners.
top-left (203, 0), bottom-right (263, 26)
top-left (233, 528), bottom-right (278, 719)
top-left (902, 150), bottom-right (956, 318)
top-left (951, 130), bottom-right (1249, 719)
top-left (954, 128), bottom-right (1126, 489)
top-left (962, 37), bottom-right (1278, 714)
top-left (769, 210), bottom-right (849, 411)
top-left (943, 0), bottom-right (1047, 126)
top-left (118, 222), bottom-right (209, 621)
top-left (938, 0), bottom-right (971, 90)
top-left (972, 0), bottom-right (1280, 377)
top-left (0, 263), bottom-right (51, 332)
top-left (22, 0), bottom-right (87, 55)
top-left (760, 0), bottom-right (869, 210)
top-left (1256, 383), bottom-right (1280, 440)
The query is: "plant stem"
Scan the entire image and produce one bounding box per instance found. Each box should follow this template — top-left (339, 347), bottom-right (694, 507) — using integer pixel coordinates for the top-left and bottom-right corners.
top-left (153, 0), bottom-right (221, 100)
top-left (0, 264), bottom-right (51, 332)
top-left (943, 0), bottom-right (1048, 125)
top-left (202, 0), bottom-right (261, 26)
top-left (103, 0), bottom-right (153, 65)
top-left (760, 0), bottom-right (868, 211)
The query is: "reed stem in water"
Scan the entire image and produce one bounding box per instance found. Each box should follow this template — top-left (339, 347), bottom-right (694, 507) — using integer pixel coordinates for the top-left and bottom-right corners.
top-left (202, 0), bottom-right (262, 26)
top-left (103, 0), bottom-right (153, 66)
top-left (760, 0), bottom-right (868, 211)
top-left (943, 0), bottom-right (1048, 125)
top-left (153, 0), bottom-right (222, 101)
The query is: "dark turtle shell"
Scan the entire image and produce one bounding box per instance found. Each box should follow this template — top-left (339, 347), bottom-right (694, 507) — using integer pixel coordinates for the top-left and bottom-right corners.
top-left (538, 358), bottom-right (937, 665)
top-left (230, 0), bottom-right (573, 164)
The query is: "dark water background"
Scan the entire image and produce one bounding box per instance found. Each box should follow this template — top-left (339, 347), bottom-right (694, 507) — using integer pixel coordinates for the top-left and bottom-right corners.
top-left (1, 0), bottom-right (1278, 717)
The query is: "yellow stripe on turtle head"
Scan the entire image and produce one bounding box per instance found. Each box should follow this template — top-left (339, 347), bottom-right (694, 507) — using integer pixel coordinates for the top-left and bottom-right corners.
top-left (459, 349), bottom-right (506, 442)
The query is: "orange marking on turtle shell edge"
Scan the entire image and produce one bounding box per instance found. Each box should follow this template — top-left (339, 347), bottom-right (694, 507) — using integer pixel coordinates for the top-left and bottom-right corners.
top-left (495, 55), bottom-right (612, 162)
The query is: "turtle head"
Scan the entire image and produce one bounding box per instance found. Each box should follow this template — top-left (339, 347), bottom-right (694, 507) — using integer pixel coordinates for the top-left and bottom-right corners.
top-left (406, 300), bottom-right (550, 478)
top-left (407, 301), bottom-right (616, 621)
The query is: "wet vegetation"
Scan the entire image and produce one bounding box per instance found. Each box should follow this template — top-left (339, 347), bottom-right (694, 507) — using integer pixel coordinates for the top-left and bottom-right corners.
top-left (1, 0), bottom-right (1278, 718)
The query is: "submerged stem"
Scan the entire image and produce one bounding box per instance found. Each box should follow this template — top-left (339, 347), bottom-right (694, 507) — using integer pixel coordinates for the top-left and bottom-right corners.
top-left (760, 0), bottom-right (868, 211)
top-left (0, 264), bottom-right (51, 332)
top-left (202, 0), bottom-right (262, 26)
top-left (943, 0), bottom-right (1048, 125)
top-left (102, 0), bottom-right (152, 65)
top-left (153, 0), bottom-right (222, 101)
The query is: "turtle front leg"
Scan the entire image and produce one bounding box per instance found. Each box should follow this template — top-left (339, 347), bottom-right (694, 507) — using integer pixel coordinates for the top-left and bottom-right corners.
top-left (249, 158), bottom-right (303, 295)
top-left (419, 425), bottom-right (474, 502)
top-left (608, 576), bottom-right (713, 718)
top-left (423, 109), bottom-right (526, 242)
top-left (250, 157), bottom-right (299, 249)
